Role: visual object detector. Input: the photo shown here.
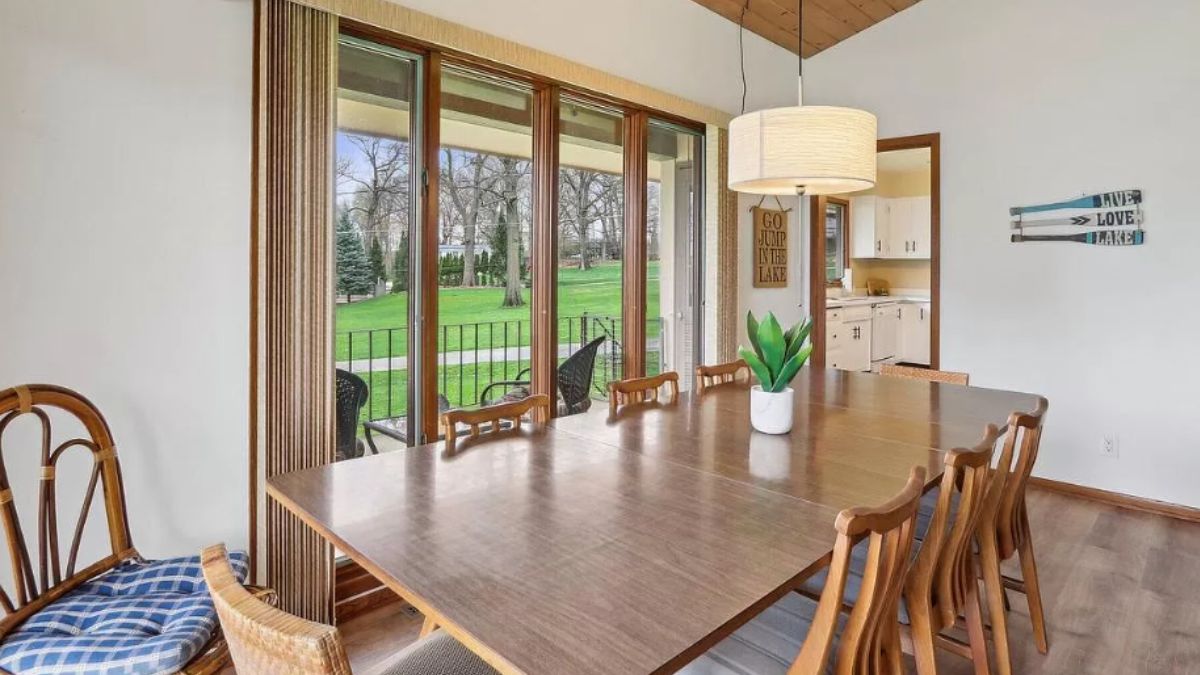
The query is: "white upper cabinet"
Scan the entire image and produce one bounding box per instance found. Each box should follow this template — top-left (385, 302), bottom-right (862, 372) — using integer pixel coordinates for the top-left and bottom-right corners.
top-left (850, 195), bottom-right (931, 260)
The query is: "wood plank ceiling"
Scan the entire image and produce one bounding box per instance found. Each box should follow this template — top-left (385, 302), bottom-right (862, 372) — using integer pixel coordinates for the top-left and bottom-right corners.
top-left (689, 0), bottom-right (922, 57)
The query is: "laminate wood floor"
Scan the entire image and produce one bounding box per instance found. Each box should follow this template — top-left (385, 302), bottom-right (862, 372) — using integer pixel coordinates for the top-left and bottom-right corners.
top-left (228, 488), bottom-right (1200, 674)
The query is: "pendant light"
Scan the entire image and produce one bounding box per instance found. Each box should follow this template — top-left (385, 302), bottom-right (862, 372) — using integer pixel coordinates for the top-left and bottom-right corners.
top-left (728, 0), bottom-right (876, 196)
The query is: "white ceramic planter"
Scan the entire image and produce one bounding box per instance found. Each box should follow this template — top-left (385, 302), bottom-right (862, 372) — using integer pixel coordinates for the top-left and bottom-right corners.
top-left (750, 385), bottom-right (794, 434)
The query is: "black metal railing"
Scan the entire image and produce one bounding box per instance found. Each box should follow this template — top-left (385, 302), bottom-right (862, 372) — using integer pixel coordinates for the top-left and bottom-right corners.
top-left (336, 314), bottom-right (663, 422)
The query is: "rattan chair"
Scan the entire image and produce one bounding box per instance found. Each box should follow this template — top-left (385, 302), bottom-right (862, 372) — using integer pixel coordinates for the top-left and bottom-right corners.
top-left (201, 544), bottom-right (496, 675)
top-left (335, 369), bottom-right (369, 461)
top-left (695, 359), bottom-right (751, 393)
top-left (880, 364), bottom-right (970, 386)
top-left (0, 385), bottom-right (245, 673)
top-left (682, 467), bottom-right (926, 674)
top-left (607, 371), bottom-right (680, 414)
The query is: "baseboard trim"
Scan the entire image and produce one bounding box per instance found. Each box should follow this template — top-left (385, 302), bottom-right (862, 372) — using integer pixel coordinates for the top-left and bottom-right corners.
top-left (1029, 477), bottom-right (1200, 524)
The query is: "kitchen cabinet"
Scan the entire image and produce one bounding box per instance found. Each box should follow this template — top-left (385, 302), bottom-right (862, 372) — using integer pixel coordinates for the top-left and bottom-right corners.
top-left (898, 302), bottom-right (931, 365)
top-left (850, 195), bottom-right (890, 258)
top-left (871, 303), bottom-right (899, 361)
top-left (850, 195), bottom-right (931, 260)
top-left (826, 306), bottom-right (872, 372)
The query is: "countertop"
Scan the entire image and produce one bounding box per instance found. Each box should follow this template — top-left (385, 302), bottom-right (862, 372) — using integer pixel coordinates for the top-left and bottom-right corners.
top-left (825, 294), bottom-right (930, 308)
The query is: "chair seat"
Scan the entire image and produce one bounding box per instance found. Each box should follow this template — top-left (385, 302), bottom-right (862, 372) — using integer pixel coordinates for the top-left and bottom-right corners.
top-left (799, 538), bottom-right (918, 625)
top-left (0, 552), bottom-right (249, 675)
top-left (378, 630), bottom-right (497, 675)
top-left (679, 593), bottom-right (842, 675)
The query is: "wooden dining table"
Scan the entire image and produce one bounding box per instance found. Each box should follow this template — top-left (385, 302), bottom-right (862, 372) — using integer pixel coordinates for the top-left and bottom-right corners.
top-left (267, 367), bottom-right (1042, 675)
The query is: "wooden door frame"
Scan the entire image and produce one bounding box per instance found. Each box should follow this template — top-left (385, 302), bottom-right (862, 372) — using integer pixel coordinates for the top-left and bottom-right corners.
top-left (809, 133), bottom-right (940, 369)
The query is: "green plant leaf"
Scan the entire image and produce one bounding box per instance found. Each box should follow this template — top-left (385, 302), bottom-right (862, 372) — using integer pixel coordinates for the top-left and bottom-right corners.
top-left (757, 313), bottom-right (786, 376)
top-left (769, 343), bottom-right (813, 392)
top-left (746, 311), bottom-right (764, 361)
top-left (784, 318), bottom-right (813, 362)
top-left (738, 347), bottom-right (775, 390)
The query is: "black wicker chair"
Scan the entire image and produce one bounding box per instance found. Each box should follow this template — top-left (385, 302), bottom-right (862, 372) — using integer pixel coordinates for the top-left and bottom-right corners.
top-left (479, 335), bottom-right (606, 416)
top-left (335, 368), bottom-right (369, 461)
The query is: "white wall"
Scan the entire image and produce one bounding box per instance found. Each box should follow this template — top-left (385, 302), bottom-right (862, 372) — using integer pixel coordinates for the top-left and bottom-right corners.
top-left (804, 0), bottom-right (1200, 506)
top-left (0, 0), bottom-right (254, 558)
top-left (0, 0), bottom-right (796, 560)
top-left (737, 194), bottom-right (806, 347)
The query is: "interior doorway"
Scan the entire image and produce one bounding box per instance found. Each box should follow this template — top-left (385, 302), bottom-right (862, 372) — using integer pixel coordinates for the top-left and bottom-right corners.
top-left (809, 133), bottom-right (940, 371)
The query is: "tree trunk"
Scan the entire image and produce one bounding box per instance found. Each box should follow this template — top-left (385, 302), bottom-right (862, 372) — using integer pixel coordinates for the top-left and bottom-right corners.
top-left (502, 195), bottom-right (524, 307)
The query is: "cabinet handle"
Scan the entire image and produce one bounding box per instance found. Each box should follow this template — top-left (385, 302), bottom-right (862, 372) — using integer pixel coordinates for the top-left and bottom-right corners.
top-left (920, 307), bottom-right (925, 320)
top-left (896, 308), bottom-right (901, 319)
top-left (876, 240), bottom-right (881, 253)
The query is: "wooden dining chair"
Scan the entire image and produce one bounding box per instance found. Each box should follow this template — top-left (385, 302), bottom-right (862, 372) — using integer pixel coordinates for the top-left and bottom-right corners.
top-left (440, 394), bottom-right (551, 453)
top-left (682, 467), bottom-right (926, 675)
top-left (607, 371), bottom-right (679, 414)
top-left (906, 424), bottom-right (1009, 675)
top-left (695, 359), bottom-right (751, 393)
top-left (976, 397), bottom-right (1051, 675)
top-left (880, 364), bottom-right (970, 386)
top-left (201, 544), bottom-right (496, 675)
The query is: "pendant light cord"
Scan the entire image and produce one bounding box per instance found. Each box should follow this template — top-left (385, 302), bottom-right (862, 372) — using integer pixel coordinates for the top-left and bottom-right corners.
top-left (738, 0), bottom-right (749, 114)
top-left (798, 0), bottom-right (803, 78)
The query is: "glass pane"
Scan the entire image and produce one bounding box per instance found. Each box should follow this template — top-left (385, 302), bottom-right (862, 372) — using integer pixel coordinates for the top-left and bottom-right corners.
top-left (334, 38), bottom-right (418, 458)
top-left (557, 100), bottom-right (624, 411)
top-left (647, 122), bottom-right (702, 387)
top-left (825, 202), bottom-right (846, 283)
top-left (437, 68), bottom-right (533, 414)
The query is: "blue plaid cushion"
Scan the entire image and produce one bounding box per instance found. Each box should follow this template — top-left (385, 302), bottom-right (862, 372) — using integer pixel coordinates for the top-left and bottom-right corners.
top-left (0, 551), bottom-right (249, 675)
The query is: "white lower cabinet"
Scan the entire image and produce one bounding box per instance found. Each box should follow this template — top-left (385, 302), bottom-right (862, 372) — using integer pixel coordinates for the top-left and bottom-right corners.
top-left (898, 302), bottom-right (932, 365)
top-left (828, 300), bottom-right (930, 371)
top-left (826, 306), bottom-right (872, 372)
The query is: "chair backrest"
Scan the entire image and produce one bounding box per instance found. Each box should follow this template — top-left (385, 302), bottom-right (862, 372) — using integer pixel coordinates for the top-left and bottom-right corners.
top-left (910, 424), bottom-right (1007, 630)
top-left (202, 544), bottom-right (350, 675)
top-left (695, 360), bottom-right (750, 393)
top-left (607, 372), bottom-right (680, 415)
top-left (0, 385), bottom-right (134, 630)
top-left (794, 467), bottom-right (926, 675)
top-left (558, 336), bottom-right (606, 409)
top-left (441, 395), bottom-right (551, 453)
top-left (995, 397), bottom-right (1049, 560)
top-left (880, 364), bottom-right (969, 386)
top-left (335, 370), bottom-right (369, 459)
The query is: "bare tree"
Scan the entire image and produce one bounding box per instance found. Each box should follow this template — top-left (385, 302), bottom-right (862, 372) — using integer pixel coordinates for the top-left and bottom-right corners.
top-left (336, 135), bottom-right (410, 256)
top-left (441, 148), bottom-right (498, 287)
top-left (494, 157), bottom-right (528, 307)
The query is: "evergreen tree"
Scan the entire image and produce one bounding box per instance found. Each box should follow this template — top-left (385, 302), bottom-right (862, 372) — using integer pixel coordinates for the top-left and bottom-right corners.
top-left (336, 211), bottom-right (374, 300)
top-left (368, 236), bottom-right (387, 284)
top-left (390, 231), bottom-right (409, 293)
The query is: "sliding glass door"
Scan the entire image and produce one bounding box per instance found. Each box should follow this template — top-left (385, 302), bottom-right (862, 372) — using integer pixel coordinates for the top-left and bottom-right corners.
top-left (333, 37), bottom-right (423, 455)
top-left (557, 99), bottom-right (626, 407)
top-left (436, 67), bottom-right (534, 412)
top-left (647, 120), bottom-right (703, 386)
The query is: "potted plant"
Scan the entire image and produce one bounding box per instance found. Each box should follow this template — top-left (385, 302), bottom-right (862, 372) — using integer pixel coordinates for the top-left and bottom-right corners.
top-left (739, 311), bottom-right (813, 434)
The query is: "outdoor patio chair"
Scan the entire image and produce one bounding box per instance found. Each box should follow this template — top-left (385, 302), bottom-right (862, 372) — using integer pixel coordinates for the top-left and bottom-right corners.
top-left (478, 335), bottom-right (606, 415)
top-left (335, 368), bottom-right (369, 461)
top-left (0, 384), bottom-right (262, 674)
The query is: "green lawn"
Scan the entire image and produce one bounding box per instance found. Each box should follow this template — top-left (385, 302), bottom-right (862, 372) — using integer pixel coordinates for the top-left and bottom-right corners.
top-left (335, 261), bottom-right (661, 361)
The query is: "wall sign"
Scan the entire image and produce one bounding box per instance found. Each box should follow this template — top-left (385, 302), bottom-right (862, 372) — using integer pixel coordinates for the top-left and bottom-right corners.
top-left (1010, 189), bottom-right (1145, 246)
top-left (752, 207), bottom-right (788, 287)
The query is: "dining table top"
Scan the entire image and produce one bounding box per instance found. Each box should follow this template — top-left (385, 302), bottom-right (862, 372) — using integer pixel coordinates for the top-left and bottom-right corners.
top-left (267, 367), bottom-right (1044, 675)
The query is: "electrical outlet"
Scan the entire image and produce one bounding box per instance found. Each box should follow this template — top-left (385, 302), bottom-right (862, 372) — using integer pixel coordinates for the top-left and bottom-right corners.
top-left (1101, 434), bottom-right (1119, 458)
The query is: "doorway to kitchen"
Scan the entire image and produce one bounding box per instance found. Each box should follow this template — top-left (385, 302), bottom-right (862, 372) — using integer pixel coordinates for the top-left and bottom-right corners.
top-left (809, 133), bottom-right (940, 371)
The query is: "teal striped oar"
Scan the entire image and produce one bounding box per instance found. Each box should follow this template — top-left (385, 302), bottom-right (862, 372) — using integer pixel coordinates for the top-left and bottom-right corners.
top-left (1010, 190), bottom-right (1141, 216)
top-left (1010, 230), bottom-right (1145, 246)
